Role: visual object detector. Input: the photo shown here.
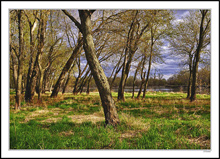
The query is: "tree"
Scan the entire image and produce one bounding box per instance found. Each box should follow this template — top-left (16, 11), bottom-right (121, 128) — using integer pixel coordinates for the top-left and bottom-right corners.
top-left (63, 10), bottom-right (120, 126)
top-left (142, 10), bottom-right (173, 99)
top-left (169, 10), bottom-right (210, 100)
top-left (24, 10), bottom-right (38, 102)
top-left (15, 10), bottom-right (24, 110)
top-left (190, 10), bottom-right (210, 101)
top-left (50, 37), bottom-right (83, 98)
top-left (118, 10), bottom-right (152, 101)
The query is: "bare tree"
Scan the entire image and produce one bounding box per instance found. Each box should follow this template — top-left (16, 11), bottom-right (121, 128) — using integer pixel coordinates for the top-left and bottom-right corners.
top-left (62, 10), bottom-right (120, 126)
top-left (190, 10), bottom-right (210, 101)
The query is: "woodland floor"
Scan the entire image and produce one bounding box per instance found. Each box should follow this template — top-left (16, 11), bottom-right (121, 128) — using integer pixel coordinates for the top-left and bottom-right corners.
top-left (10, 91), bottom-right (210, 149)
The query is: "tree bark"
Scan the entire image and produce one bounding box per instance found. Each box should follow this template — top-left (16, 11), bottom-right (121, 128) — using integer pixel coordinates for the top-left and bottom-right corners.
top-left (15, 10), bottom-right (24, 110)
top-left (132, 62), bottom-right (141, 98)
top-left (78, 10), bottom-right (120, 126)
top-left (187, 56), bottom-right (192, 98)
top-left (62, 63), bottom-right (75, 94)
top-left (36, 11), bottom-right (48, 100)
top-left (136, 54), bottom-right (147, 99)
top-left (25, 13), bottom-right (38, 102)
top-left (86, 75), bottom-right (92, 95)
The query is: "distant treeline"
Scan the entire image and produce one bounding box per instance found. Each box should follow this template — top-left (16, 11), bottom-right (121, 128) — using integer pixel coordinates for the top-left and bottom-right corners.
top-left (64, 67), bottom-right (210, 89)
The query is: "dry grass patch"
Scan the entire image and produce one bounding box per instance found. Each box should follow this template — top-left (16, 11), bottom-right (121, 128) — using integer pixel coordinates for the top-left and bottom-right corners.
top-left (120, 130), bottom-right (142, 139)
top-left (30, 109), bottom-right (50, 117)
top-left (40, 113), bottom-right (105, 124)
top-left (41, 117), bottom-right (62, 123)
top-left (59, 130), bottom-right (75, 136)
top-left (188, 135), bottom-right (210, 149)
top-left (120, 113), bottom-right (150, 131)
top-left (67, 114), bottom-right (105, 123)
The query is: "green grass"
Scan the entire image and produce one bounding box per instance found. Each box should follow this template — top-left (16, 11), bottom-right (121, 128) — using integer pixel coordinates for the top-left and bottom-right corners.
top-left (10, 91), bottom-right (210, 149)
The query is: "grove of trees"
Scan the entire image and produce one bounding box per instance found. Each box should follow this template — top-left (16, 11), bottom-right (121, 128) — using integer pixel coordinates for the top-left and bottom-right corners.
top-left (9, 9), bottom-right (210, 126)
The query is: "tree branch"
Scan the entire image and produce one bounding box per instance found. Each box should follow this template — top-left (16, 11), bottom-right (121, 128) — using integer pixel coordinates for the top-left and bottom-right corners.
top-left (62, 10), bottom-right (82, 33)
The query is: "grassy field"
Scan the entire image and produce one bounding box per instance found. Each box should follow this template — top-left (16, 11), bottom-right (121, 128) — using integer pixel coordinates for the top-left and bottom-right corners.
top-left (10, 91), bottom-right (210, 149)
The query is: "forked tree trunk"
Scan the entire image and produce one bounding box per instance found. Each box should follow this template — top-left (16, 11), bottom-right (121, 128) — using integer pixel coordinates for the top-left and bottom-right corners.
top-left (78, 10), bottom-right (120, 126)
top-left (25, 16), bottom-right (38, 102)
top-left (190, 10), bottom-right (207, 101)
top-left (118, 11), bottom-right (140, 101)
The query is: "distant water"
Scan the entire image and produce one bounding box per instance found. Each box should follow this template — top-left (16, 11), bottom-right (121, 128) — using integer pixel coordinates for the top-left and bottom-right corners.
top-left (79, 86), bottom-right (210, 94)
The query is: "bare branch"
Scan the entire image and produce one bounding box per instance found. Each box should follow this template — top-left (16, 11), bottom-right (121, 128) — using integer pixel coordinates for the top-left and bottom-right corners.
top-left (62, 10), bottom-right (82, 33)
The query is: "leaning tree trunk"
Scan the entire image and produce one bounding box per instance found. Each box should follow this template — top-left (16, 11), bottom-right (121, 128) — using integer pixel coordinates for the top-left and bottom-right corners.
top-left (79, 72), bottom-right (91, 94)
top-left (62, 67), bottom-right (72, 94)
top-left (50, 38), bottom-right (83, 98)
top-left (78, 10), bottom-right (120, 126)
top-left (15, 10), bottom-right (24, 110)
top-left (62, 73), bottom-right (70, 94)
top-left (86, 75), bottom-right (92, 95)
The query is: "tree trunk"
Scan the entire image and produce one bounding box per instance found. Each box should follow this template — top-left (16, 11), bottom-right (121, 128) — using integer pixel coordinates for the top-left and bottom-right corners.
top-left (110, 63), bottom-right (123, 90)
top-left (79, 10), bottom-right (120, 126)
top-left (187, 56), bottom-right (192, 98)
top-left (86, 75), bottom-right (92, 95)
top-left (50, 38), bottom-right (83, 98)
top-left (36, 11), bottom-right (48, 100)
top-left (10, 48), bottom-right (18, 91)
top-left (136, 54), bottom-right (147, 99)
top-left (118, 48), bottom-right (135, 101)
top-left (62, 71), bottom-right (71, 94)
top-left (132, 64), bottom-right (140, 98)
top-left (79, 72), bottom-right (91, 94)
top-left (142, 59), bottom-right (152, 99)
top-left (15, 10), bottom-right (24, 110)
top-left (190, 11), bottom-right (207, 101)
top-left (21, 75), bottom-right (25, 94)
top-left (25, 18), bottom-right (37, 102)
top-left (137, 72), bottom-right (146, 99)
top-left (62, 74), bottom-right (70, 94)
top-left (118, 11), bottom-right (139, 101)
top-left (142, 29), bottom-right (154, 99)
